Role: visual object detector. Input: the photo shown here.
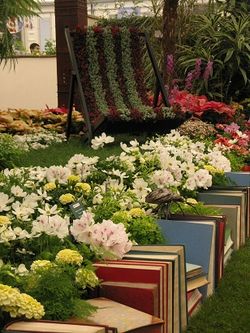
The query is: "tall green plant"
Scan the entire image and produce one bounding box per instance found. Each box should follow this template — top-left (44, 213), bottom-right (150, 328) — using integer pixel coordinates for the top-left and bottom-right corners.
top-left (0, 0), bottom-right (40, 65)
top-left (176, 8), bottom-right (250, 101)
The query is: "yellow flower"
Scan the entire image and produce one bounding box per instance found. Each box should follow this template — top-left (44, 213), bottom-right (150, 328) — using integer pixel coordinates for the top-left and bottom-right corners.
top-left (44, 182), bottom-right (56, 191)
top-left (112, 211), bottom-right (132, 224)
top-left (129, 208), bottom-right (146, 217)
top-left (16, 293), bottom-right (45, 319)
top-left (186, 198), bottom-right (198, 205)
top-left (0, 284), bottom-right (20, 307)
top-left (75, 182), bottom-right (91, 193)
top-left (75, 268), bottom-right (99, 289)
top-left (59, 193), bottom-right (75, 204)
top-left (0, 216), bottom-right (11, 225)
top-left (55, 249), bottom-right (83, 266)
top-left (68, 175), bottom-right (80, 183)
top-left (0, 284), bottom-right (44, 320)
top-left (30, 260), bottom-right (53, 272)
top-left (204, 165), bottom-right (224, 175)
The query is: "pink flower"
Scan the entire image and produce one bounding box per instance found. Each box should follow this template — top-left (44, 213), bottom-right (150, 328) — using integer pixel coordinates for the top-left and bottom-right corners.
top-left (90, 220), bottom-right (132, 259)
top-left (224, 122), bottom-right (240, 134)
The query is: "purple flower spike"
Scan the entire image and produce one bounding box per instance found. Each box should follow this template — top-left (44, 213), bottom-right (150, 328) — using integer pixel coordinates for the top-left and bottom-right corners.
top-left (166, 54), bottom-right (174, 76)
top-left (203, 60), bottom-right (213, 81)
top-left (185, 71), bottom-right (193, 90)
top-left (193, 58), bottom-right (202, 80)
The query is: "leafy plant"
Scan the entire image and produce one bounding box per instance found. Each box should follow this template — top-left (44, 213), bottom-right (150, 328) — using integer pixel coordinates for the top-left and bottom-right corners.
top-left (44, 39), bottom-right (56, 56)
top-left (175, 7), bottom-right (250, 102)
top-left (0, 0), bottom-right (40, 66)
top-left (0, 134), bottom-right (24, 170)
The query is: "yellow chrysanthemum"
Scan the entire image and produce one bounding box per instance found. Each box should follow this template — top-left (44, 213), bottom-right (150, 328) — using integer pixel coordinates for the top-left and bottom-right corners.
top-left (0, 284), bottom-right (44, 320)
top-left (16, 293), bottom-right (45, 319)
top-left (0, 284), bottom-right (20, 307)
top-left (0, 216), bottom-right (11, 225)
top-left (75, 268), bottom-right (99, 289)
top-left (59, 193), bottom-right (75, 205)
top-left (68, 175), bottom-right (81, 183)
top-left (55, 249), bottom-right (83, 266)
top-left (75, 182), bottom-right (91, 193)
top-left (129, 208), bottom-right (146, 218)
top-left (204, 165), bottom-right (224, 175)
top-left (44, 182), bottom-right (56, 191)
top-left (30, 260), bottom-right (53, 272)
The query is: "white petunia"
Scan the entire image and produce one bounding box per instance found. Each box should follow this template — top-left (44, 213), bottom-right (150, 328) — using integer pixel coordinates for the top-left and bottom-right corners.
top-left (91, 133), bottom-right (114, 150)
top-left (46, 166), bottom-right (71, 184)
top-left (0, 193), bottom-right (14, 212)
top-left (131, 178), bottom-right (150, 201)
top-left (10, 185), bottom-right (27, 198)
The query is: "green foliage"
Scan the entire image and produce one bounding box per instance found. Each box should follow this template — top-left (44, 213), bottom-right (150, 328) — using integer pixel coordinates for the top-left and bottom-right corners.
top-left (170, 201), bottom-right (222, 216)
top-left (176, 7), bottom-right (250, 101)
top-left (225, 151), bottom-right (246, 172)
top-left (127, 215), bottom-right (165, 245)
top-left (44, 39), bottom-right (56, 56)
top-left (0, 134), bottom-right (24, 170)
top-left (0, 0), bottom-right (40, 66)
top-left (21, 265), bottom-right (96, 320)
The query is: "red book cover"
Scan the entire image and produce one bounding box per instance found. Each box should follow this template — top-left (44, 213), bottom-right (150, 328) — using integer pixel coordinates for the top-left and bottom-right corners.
top-left (99, 281), bottom-right (159, 316)
top-left (187, 289), bottom-right (203, 316)
top-left (93, 260), bottom-right (171, 333)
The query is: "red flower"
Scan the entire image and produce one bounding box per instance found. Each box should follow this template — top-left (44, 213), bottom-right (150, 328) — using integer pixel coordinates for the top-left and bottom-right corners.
top-left (93, 26), bottom-right (103, 33)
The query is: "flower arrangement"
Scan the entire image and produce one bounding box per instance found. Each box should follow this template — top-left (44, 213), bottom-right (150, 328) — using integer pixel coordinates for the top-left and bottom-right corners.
top-left (0, 130), bottom-right (234, 325)
top-left (72, 26), bottom-right (175, 123)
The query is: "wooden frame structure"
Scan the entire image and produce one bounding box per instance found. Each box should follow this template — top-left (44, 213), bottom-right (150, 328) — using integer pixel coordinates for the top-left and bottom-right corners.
top-left (64, 27), bottom-right (169, 142)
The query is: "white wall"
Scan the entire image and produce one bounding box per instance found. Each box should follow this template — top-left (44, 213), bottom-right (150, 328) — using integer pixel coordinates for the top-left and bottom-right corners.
top-left (0, 57), bottom-right (57, 110)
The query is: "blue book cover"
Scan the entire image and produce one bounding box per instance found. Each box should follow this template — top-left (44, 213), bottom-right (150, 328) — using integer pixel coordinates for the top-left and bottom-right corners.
top-left (225, 172), bottom-right (250, 187)
top-left (157, 219), bottom-right (216, 296)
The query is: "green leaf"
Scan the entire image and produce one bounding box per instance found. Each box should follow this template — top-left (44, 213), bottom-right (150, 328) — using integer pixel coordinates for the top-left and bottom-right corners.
top-left (224, 48), bottom-right (234, 63)
top-left (239, 67), bottom-right (248, 84)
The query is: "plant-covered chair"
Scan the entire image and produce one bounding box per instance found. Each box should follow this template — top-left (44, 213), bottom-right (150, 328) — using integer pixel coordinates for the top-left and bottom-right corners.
top-left (65, 26), bottom-right (171, 141)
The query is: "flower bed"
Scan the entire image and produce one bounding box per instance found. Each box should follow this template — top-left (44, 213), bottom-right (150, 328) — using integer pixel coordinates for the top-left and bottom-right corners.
top-left (0, 129), bottom-right (245, 325)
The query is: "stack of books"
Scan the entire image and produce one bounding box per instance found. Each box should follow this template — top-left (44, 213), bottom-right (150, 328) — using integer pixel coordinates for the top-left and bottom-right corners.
top-left (93, 245), bottom-right (188, 333)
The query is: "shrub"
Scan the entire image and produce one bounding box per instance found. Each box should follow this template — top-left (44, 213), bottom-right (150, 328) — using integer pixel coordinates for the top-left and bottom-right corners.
top-left (0, 134), bottom-right (24, 170)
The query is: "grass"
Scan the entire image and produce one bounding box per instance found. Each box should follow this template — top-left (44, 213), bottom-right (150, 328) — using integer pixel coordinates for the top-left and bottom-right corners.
top-left (16, 134), bottom-right (137, 167)
top-left (16, 137), bottom-right (250, 332)
top-left (186, 239), bottom-right (250, 333)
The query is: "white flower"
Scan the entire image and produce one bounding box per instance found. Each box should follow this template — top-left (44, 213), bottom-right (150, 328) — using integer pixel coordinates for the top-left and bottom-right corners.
top-left (70, 211), bottom-right (95, 243)
top-left (32, 214), bottom-right (70, 239)
top-left (150, 170), bottom-right (176, 188)
top-left (10, 186), bottom-right (27, 198)
top-left (0, 227), bottom-right (16, 243)
top-left (13, 227), bottom-right (31, 239)
top-left (46, 166), bottom-right (71, 184)
top-left (91, 133), bottom-right (114, 150)
top-left (38, 203), bottom-right (60, 216)
top-left (185, 169), bottom-right (212, 191)
top-left (131, 178), bottom-right (150, 201)
top-left (12, 201), bottom-right (34, 221)
top-left (0, 193), bottom-right (14, 212)
top-left (15, 264), bottom-right (28, 276)
top-left (92, 193), bottom-right (103, 205)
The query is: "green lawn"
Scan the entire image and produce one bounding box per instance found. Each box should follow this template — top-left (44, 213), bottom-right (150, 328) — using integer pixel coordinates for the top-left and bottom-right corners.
top-left (16, 134), bottom-right (147, 167)
top-left (16, 137), bottom-right (250, 333)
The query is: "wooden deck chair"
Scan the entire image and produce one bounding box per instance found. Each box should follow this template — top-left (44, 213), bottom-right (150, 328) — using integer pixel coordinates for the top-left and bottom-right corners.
top-left (64, 26), bottom-right (169, 141)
